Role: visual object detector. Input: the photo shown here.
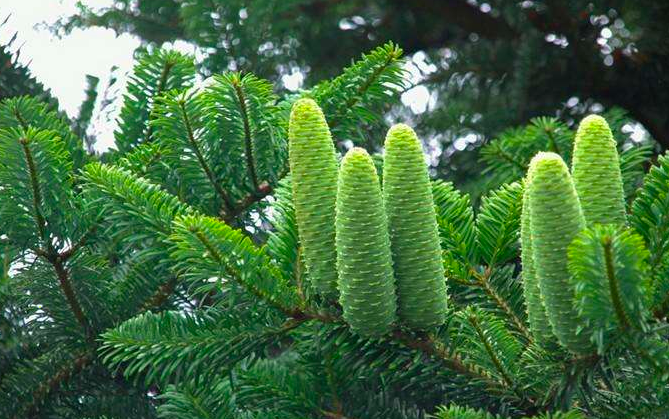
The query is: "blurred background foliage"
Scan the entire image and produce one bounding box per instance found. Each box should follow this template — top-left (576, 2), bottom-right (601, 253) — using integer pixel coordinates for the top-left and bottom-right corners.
top-left (3, 0), bottom-right (668, 193)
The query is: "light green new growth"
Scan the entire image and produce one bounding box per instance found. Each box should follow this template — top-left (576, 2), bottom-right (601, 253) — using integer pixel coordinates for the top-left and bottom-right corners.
top-left (336, 147), bottom-right (397, 337)
top-left (528, 152), bottom-right (592, 354)
top-left (520, 173), bottom-right (555, 345)
top-left (571, 114), bottom-right (626, 226)
top-left (382, 124), bottom-right (447, 329)
top-left (288, 98), bottom-right (339, 296)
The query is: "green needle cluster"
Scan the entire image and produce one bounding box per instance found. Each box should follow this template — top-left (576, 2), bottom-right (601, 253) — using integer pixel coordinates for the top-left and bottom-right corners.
top-left (520, 171), bottom-right (555, 346)
top-left (383, 124), bottom-right (447, 329)
top-left (571, 114), bottom-right (626, 226)
top-left (336, 147), bottom-right (397, 337)
top-left (528, 152), bottom-right (592, 354)
top-left (288, 98), bottom-right (339, 296)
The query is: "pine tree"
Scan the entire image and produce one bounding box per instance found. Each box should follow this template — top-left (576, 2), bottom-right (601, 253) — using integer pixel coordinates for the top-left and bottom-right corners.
top-left (1, 43), bottom-right (669, 419)
top-left (58, 1), bottom-right (669, 190)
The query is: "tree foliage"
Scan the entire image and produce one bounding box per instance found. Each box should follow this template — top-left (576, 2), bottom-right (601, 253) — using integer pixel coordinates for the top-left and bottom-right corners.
top-left (1, 41), bottom-right (669, 419)
top-left (56, 0), bottom-right (668, 190)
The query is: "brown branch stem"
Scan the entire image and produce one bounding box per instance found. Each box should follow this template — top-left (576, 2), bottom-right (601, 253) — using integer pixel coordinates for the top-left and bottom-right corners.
top-left (231, 78), bottom-right (260, 190)
top-left (177, 99), bottom-right (235, 216)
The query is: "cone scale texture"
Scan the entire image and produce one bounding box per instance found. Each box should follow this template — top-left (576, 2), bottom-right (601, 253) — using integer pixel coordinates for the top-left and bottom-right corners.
top-left (288, 98), bottom-right (339, 296)
top-left (571, 114), bottom-right (626, 226)
top-left (336, 148), bottom-right (397, 337)
top-left (528, 152), bottom-right (592, 354)
top-left (521, 173), bottom-right (555, 345)
top-left (382, 124), bottom-right (447, 329)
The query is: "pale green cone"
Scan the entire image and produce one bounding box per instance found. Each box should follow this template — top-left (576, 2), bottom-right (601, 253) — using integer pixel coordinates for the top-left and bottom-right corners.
top-left (288, 98), bottom-right (339, 296)
top-left (528, 152), bottom-right (592, 354)
top-left (336, 147), bottom-right (397, 337)
top-left (382, 124), bottom-right (447, 329)
top-left (520, 174), bottom-right (555, 345)
top-left (571, 114), bottom-right (626, 226)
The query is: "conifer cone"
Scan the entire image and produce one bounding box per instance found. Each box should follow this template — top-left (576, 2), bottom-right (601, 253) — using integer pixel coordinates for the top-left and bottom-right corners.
top-left (521, 173), bottom-right (555, 345)
top-left (336, 147), bottom-right (397, 337)
top-left (528, 152), bottom-right (592, 354)
top-left (571, 114), bottom-right (626, 226)
top-left (382, 124), bottom-right (447, 329)
top-left (288, 98), bottom-right (339, 296)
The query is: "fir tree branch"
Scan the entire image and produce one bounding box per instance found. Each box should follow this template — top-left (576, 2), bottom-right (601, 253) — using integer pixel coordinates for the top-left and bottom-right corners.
top-left (390, 329), bottom-right (495, 386)
top-left (467, 312), bottom-right (515, 390)
top-left (329, 47), bottom-right (400, 130)
top-left (16, 351), bottom-right (93, 419)
top-left (19, 134), bottom-right (92, 337)
top-left (47, 253), bottom-right (92, 337)
top-left (144, 60), bottom-right (175, 144)
top-left (602, 239), bottom-right (668, 374)
top-left (13, 107), bottom-right (30, 130)
top-left (141, 276), bottom-right (178, 311)
top-left (176, 98), bottom-right (235, 216)
top-left (490, 144), bottom-right (526, 172)
top-left (191, 228), bottom-right (299, 317)
top-left (472, 268), bottom-right (531, 340)
top-left (223, 181), bottom-right (273, 222)
top-left (546, 127), bottom-right (561, 155)
top-left (603, 238), bottom-right (631, 330)
top-left (231, 77), bottom-right (260, 190)
top-left (59, 218), bottom-right (101, 261)
top-left (19, 137), bottom-right (47, 241)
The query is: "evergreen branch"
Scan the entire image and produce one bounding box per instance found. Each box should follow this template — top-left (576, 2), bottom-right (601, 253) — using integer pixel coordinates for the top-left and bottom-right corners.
top-left (331, 49), bottom-right (396, 130)
top-left (19, 136), bottom-right (47, 241)
top-left (390, 329), bottom-right (499, 388)
top-left (472, 268), bottom-right (531, 340)
top-left (223, 181), bottom-right (273, 222)
top-left (59, 218), bottom-right (101, 261)
top-left (114, 50), bottom-right (196, 152)
top-left (603, 238), bottom-right (631, 330)
top-left (144, 60), bottom-right (175, 144)
top-left (18, 133), bottom-right (91, 336)
top-left (600, 236), bottom-right (668, 374)
top-left (2, 96), bottom-right (85, 169)
top-left (488, 142), bottom-right (527, 172)
top-left (546, 128), bottom-right (560, 155)
top-left (13, 351), bottom-right (93, 419)
top-left (13, 106), bottom-right (29, 130)
top-left (176, 98), bottom-right (235, 216)
top-left (100, 311), bottom-right (307, 387)
top-left (186, 224), bottom-right (336, 322)
top-left (322, 411), bottom-right (357, 419)
top-left (141, 276), bottom-right (177, 310)
top-left (170, 215), bottom-right (304, 316)
top-left (231, 77), bottom-right (260, 190)
top-left (192, 228), bottom-right (293, 314)
top-left (467, 312), bottom-right (515, 390)
top-left (47, 254), bottom-right (92, 337)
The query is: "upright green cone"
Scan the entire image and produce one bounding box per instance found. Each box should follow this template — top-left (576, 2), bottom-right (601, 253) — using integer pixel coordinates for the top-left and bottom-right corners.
top-left (288, 98), bottom-right (339, 296)
top-left (382, 124), bottom-right (447, 329)
top-left (528, 152), bottom-right (592, 354)
top-left (571, 114), bottom-right (626, 226)
top-left (521, 172), bottom-right (555, 346)
top-left (336, 148), bottom-right (397, 337)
